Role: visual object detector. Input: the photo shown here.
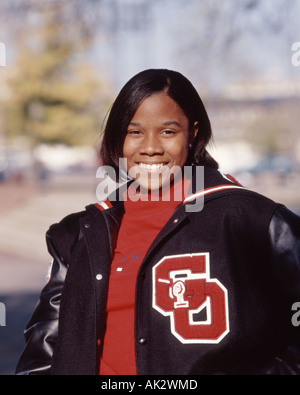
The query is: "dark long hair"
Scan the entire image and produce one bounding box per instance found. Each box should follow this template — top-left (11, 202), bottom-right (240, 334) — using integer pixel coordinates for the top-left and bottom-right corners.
top-left (99, 69), bottom-right (218, 176)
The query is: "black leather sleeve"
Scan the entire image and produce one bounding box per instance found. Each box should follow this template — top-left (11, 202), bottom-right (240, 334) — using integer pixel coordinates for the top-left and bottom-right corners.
top-left (15, 235), bottom-right (68, 375)
top-left (268, 205), bottom-right (300, 375)
top-left (269, 205), bottom-right (300, 296)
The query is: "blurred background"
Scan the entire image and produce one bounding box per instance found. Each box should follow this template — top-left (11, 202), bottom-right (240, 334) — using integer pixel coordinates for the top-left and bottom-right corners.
top-left (0, 0), bottom-right (300, 374)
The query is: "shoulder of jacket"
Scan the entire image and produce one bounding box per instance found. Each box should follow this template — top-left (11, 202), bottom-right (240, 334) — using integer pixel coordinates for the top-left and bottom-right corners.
top-left (47, 209), bottom-right (87, 234)
top-left (184, 166), bottom-right (281, 220)
top-left (186, 165), bottom-right (251, 202)
top-left (46, 207), bottom-right (97, 260)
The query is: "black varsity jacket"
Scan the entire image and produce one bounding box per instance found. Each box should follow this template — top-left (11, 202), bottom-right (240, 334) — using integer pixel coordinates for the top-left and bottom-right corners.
top-left (16, 166), bottom-right (300, 375)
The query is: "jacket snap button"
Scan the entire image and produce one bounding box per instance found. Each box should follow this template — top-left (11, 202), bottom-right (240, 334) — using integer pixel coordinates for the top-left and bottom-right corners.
top-left (84, 223), bottom-right (91, 229)
top-left (173, 218), bottom-right (179, 224)
top-left (96, 274), bottom-right (103, 280)
top-left (138, 338), bottom-right (147, 345)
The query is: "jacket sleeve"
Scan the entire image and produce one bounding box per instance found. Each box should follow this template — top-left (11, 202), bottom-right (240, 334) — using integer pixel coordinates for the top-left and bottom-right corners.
top-left (268, 205), bottom-right (300, 375)
top-left (15, 235), bottom-right (68, 375)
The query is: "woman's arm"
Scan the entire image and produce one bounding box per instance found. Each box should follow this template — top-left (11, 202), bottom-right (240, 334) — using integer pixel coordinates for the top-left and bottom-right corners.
top-left (15, 236), bottom-right (68, 375)
top-left (267, 205), bottom-right (300, 374)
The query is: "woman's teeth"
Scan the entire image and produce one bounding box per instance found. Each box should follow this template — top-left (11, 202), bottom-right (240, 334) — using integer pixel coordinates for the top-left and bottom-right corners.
top-left (139, 163), bottom-right (165, 171)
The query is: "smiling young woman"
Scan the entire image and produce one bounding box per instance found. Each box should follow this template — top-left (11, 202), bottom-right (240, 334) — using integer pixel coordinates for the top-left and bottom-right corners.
top-left (100, 69), bottom-right (218, 177)
top-left (16, 69), bottom-right (300, 376)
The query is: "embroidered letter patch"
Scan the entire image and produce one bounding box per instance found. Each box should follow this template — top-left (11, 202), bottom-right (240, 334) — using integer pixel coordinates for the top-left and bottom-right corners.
top-left (152, 253), bottom-right (229, 344)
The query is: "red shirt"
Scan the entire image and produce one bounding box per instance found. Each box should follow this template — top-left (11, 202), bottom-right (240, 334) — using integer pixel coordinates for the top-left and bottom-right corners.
top-left (99, 180), bottom-right (189, 375)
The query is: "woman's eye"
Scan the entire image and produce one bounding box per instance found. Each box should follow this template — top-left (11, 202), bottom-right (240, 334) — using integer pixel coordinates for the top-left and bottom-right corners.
top-left (162, 130), bottom-right (176, 135)
top-left (127, 130), bottom-right (141, 135)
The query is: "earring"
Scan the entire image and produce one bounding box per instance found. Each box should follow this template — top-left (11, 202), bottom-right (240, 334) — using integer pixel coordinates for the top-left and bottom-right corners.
top-left (189, 143), bottom-right (192, 149)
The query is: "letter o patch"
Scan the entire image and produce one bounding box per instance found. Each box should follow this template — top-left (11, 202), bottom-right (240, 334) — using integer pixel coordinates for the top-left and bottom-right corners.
top-left (152, 253), bottom-right (229, 344)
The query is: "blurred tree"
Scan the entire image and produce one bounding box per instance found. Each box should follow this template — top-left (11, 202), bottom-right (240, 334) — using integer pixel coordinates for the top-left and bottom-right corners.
top-left (0, 0), bottom-right (108, 147)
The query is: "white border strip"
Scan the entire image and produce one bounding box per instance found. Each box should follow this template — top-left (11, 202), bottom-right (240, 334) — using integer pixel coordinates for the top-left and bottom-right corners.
top-left (183, 185), bottom-right (245, 204)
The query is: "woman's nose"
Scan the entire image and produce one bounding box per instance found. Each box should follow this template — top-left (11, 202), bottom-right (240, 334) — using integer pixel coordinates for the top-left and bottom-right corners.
top-left (139, 133), bottom-right (164, 156)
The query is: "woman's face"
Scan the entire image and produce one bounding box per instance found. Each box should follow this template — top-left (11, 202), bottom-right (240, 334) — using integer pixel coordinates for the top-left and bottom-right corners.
top-left (122, 92), bottom-right (196, 191)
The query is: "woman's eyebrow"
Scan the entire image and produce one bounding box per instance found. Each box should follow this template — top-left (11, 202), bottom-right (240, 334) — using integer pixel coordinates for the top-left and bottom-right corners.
top-left (128, 120), bottom-right (181, 127)
top-left (162, 121), bottom-right (181, 127)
